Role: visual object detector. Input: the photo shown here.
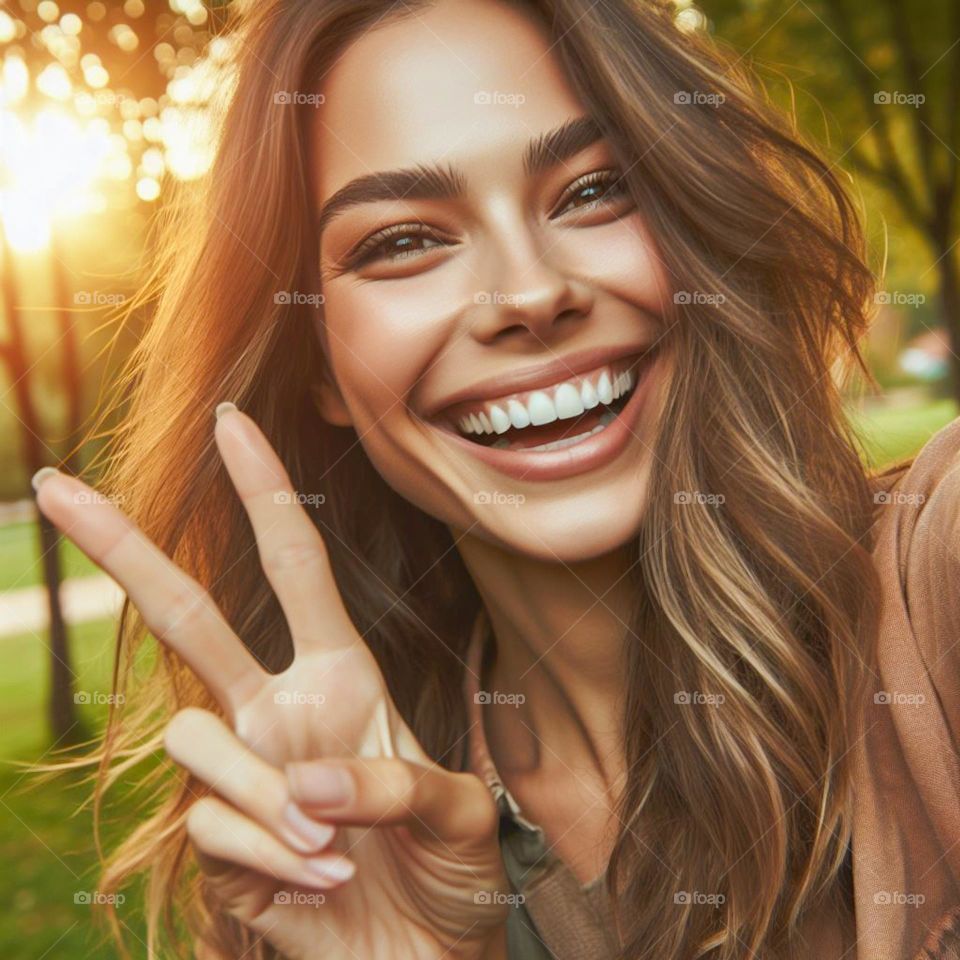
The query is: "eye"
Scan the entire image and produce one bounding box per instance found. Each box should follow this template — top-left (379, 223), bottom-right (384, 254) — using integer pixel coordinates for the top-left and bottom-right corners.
top-left (346, 223), bottom-right (451, 270)
top-left (553, 170), bottom-right (630, 218)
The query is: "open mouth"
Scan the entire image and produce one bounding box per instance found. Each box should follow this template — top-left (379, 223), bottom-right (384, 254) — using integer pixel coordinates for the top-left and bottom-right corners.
top-left (436, 349), bottom-right (653, 453)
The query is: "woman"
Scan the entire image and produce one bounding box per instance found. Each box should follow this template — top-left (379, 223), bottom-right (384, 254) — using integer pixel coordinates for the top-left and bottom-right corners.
top-left (34, 0), bottom-right (960, 957)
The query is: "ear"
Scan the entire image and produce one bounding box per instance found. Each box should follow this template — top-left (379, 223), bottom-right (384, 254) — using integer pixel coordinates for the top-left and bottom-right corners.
top-left (309, 375), bottom-right (353, 427)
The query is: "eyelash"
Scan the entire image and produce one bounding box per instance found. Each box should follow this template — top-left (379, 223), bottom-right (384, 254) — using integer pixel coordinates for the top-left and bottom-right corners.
top-left (344, 169), bottom-right (629, 270)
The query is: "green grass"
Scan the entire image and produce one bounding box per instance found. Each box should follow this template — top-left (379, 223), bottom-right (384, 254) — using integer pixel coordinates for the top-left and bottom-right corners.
top-left (0, 618), bottom-right (147, 959)
top-left (0, 520), bottom-right (99, 593)
top-left (847, 397), bottom-right (959, 468)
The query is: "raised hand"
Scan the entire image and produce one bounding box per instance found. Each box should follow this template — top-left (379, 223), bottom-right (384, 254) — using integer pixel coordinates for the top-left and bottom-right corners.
top-left (34, 404), bottom-right (508, 960)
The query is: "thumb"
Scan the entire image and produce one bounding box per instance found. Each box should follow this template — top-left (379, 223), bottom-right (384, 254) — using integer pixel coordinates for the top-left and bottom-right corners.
top-left (286, 757), bottom-right (499, 845)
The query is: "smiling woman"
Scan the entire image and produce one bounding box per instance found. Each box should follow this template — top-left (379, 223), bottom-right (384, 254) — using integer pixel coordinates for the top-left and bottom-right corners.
top-left (32, 1), bottom-right (960, 959)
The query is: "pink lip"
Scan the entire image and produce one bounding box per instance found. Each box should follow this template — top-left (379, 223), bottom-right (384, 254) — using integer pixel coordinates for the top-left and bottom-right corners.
top-left (422, 343), bottom-right (653, 419)
top-left (432, 347), bottom-right (662, 483)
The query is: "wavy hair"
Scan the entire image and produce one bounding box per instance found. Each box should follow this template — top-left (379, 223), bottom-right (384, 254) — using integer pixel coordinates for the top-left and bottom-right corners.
top-left (66, 1), bottom-right (882, 957)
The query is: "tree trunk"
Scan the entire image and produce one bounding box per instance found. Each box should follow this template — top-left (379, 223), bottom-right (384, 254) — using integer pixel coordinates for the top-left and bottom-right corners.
top-left (0, 225), bottom-right (79, 743)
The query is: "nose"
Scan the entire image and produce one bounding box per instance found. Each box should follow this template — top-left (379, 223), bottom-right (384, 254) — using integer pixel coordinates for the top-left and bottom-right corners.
top-left (468, 232), bottom-right (594, 345)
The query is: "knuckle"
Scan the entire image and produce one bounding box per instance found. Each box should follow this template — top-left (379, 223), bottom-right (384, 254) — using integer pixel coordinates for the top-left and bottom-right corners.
top-left (262, 539), bottom-right (326, 574)
top-left (164, 706), bottom-right (215, 760)
top-left (185, 797), bottom-right (221, 842)
top-left (155, 583), bottom-right (211, 642)
top-left (383, 761), bottom-right (420, 813)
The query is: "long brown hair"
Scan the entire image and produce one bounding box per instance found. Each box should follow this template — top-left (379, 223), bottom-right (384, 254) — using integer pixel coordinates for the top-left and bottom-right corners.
top-left (74, 1), bottom-right (882, 957)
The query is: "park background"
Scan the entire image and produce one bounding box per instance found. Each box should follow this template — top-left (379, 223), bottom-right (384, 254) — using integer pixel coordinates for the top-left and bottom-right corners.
top-left (1, 0), bottom-right (958, 956)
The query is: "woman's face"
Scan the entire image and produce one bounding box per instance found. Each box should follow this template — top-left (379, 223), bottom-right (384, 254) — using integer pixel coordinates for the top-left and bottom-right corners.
top-left (309, 0), bottom-right (672, 563)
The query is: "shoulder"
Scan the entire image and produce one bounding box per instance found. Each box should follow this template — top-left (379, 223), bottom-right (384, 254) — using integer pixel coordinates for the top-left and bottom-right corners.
top-left (871, 413), bottom-right (960, 572)
top-left (870, 412), bottom-right (960, 693)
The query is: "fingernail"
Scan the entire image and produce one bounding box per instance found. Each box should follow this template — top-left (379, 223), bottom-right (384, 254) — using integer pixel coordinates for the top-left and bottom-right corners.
top-left (280, 802), bottom-right (335, 853)
top-left (31, 467), bottom-right (60, 492)
top-left (286, 763), bottom-right (353, 807)
top-left (305, 857), bottom-right (355, 882)
top-left (215, 401), bottom-right (238, 419)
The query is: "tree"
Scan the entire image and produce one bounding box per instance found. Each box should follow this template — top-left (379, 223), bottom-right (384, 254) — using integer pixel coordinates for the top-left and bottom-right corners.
top-left (0, 0), bottom-right (227, 743)
top-left (700, 0), bottom-right (960, 398)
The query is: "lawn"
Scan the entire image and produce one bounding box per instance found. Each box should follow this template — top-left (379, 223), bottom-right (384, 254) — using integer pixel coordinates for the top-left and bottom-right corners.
top-left (0, 520), bottom-right (99, 593)
top-left (850, 397), bottom-right (959, 468)
top-left (0, 618), bottom-right (147, 960)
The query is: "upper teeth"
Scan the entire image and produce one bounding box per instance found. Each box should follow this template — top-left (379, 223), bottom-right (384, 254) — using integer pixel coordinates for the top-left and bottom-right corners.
top-left (455, 364), bottom-right (637, 436)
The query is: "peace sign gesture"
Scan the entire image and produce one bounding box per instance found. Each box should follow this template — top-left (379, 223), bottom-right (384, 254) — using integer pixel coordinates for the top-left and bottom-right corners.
top-left (34, 404), bottom-right (509, 960)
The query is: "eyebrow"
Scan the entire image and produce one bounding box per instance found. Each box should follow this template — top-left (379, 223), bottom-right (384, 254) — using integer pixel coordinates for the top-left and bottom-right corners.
top-left (316, 115), bottom-right (605, 238)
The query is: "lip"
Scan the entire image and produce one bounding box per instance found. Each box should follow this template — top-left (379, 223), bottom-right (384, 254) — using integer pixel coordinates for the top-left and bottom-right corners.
top-left (431, 346), bottom-right (662, 483)
top-left (422, 343), bottom-right (653, 420)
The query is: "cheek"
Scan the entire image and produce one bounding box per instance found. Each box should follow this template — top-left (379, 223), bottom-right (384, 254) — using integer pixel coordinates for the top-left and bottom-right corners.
top-left (319, 273), bottom-right (459, 426)
top-left (555, 213), bottom-right (670, 308)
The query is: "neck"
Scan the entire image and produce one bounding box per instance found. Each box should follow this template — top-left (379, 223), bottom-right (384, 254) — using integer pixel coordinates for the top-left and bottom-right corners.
top-left (453, 531), bottom-right (634, 791)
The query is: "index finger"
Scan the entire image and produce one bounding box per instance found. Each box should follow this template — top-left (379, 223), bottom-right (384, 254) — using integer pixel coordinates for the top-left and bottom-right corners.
top-left (33, 469), bottom-right (264, 712)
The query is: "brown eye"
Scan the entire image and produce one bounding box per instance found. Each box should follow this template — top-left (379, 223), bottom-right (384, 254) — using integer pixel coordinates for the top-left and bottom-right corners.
top-left (348, 224), bottom-right (448, 269)
top-left (555, 170), bottom-right (629, 217)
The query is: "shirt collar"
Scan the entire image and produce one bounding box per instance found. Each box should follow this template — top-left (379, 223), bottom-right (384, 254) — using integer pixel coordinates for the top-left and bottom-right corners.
top-left (462, 607), bottom-right (546, 837)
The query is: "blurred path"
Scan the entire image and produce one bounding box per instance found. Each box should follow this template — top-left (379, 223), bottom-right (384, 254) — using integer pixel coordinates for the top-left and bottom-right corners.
top-left (0, 575), bottom-right (124, 638)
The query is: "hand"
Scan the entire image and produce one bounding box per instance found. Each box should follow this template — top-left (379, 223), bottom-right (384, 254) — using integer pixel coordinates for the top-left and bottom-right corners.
top-left (34, 405), bottom-right (509, 960)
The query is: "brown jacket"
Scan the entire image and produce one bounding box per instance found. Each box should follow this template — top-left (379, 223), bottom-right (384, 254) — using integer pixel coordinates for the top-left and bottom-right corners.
top-left (462, 414), bottom-right (960, 959)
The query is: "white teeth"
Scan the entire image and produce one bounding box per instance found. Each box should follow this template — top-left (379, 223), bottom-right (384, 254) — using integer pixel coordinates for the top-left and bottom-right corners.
top-left (596, 370), bottom-right (614, 404)
top-left (580, 378), bottom-right (599, 409)
top-left (527, 391), bottom-right (557, 426)
top-left (488, 404), bottom-right (511, 434)
top-left (554, 382), bottom-right (585, 420)
top-left (452, 359), bottom-right (642, 437)
top-left (507, 398), bottom-right (531, 429)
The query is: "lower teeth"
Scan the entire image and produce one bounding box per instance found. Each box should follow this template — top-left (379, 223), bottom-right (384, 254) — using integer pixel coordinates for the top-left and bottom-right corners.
top-left (490, 408), bottom-right (616, 451)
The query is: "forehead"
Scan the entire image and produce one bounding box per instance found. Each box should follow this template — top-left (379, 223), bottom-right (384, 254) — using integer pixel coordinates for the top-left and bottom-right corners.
top-left (308, 0), bottom-right (585, 196)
